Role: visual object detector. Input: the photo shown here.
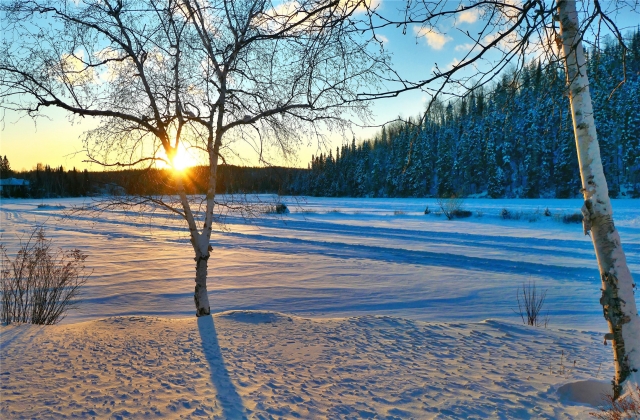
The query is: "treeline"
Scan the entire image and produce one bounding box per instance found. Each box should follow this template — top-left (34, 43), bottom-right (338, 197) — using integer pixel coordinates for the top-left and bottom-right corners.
top-left (292, 31), bottom-right (640, 198)
top-left (4, 32), bottom-right (640, 200)
top-left (1, 163), bottom-right (304, 198)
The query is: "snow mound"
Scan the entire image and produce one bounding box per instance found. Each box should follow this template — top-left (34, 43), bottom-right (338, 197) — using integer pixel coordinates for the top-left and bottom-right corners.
top-left (216, 310), bottom-right (293, 324)
top-left (1, 314), bottom-right (615, 418)
top-left (35, 204), bottom-right (66, 209)
top-left (557, 379), bottom-right (613, 406)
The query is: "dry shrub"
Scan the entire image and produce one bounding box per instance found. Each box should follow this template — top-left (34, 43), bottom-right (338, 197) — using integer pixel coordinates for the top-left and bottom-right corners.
top-left (437, 196), bottom-right (465, 220)
top-left (264, 203), bottom-right (289, 214)
top-left (515, 281), bottom-right (548, 327)
top-left (451, 209), bottom-right (472, 218)
top-left (563, 212), bottom-right (583, 224)
top-left (501, 208), bottom-right (525, 220)
top-left (1, 227), bottom-right (89, 325)
top-left (591, 386), bottom-right (640, 420)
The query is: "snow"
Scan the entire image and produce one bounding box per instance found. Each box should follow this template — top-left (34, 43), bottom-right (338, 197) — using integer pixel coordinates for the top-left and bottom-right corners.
top-left (1, 196), bottom-right (639, 418)
top-left (0, 313), bottom-right (618, 418)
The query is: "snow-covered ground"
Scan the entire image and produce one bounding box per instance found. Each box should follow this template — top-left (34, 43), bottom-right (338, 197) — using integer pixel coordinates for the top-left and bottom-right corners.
top-left (1, 196), bottom-right (639, 418)
top-left (2, 196), bottom-right (638, 328)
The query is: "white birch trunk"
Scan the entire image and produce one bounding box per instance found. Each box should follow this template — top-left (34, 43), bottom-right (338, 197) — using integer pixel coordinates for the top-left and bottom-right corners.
top-left (193, 237), bottom-right (212, 317)
top-left (175, 172), bottom-right (212, 317)
top-left (557, 0), bottom-right (640, 397)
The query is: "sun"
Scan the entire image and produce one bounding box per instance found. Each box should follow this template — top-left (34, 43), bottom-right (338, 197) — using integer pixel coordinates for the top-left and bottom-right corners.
top-left (172, 144), bottom-right (197, 171)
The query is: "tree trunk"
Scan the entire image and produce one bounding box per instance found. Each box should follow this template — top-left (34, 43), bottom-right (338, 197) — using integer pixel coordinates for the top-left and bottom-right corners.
top-left (557, 0), bottom-right (640, 397)
top-left (174, 172), bottom-right (212, 317)
top-left (194, 250), bottom-right (211, 317)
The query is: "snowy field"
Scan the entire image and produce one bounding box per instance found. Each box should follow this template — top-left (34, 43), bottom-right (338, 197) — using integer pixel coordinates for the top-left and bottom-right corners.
top-left (2, 196), bottom-right (639, 328)
top-left (1, 196), bottom-right (639, 418)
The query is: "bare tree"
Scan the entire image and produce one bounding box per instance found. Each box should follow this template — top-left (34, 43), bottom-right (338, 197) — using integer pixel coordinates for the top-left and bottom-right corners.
top-left (357, 0), bottom-right (640, 396)
top-left (0, 0), bottom-right (387, 316)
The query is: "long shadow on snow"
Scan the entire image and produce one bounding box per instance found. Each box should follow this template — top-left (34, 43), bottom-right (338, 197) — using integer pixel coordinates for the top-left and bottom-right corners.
top-left (222, 215), bottom-right (640, 258)
top-left (197, 315), bottom-right (246, 419)
top-left (0, 325), bottom-right (44, 351)
top-left (206, 287), bottom-right (603, 319)
top-left (215, 231), bottom-right (602, 280)
top-left (15, 210), bottom-right (637, 280)
top-left (17, 208), bottom-right (639, 258)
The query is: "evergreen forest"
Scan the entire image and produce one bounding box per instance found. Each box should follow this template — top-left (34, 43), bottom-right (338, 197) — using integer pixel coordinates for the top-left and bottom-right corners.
top-left (293, 32), bottom-right (640, 199)
top-left (0, 162), bottom-right (303, 199)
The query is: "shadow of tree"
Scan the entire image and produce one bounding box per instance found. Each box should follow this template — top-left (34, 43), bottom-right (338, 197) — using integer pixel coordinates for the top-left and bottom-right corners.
top-left (0, 325), bottom-right (44, 350)
top-left (197, 315), bottom-right (246, 419)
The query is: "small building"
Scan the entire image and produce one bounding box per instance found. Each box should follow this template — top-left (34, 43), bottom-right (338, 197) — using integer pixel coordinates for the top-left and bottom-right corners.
top-left (0, 178), bottom-right (30, 196)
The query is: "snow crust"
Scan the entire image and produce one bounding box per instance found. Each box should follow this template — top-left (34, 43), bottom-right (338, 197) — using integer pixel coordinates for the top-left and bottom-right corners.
top-left (1, 196), bottom-right (639, 417)
top-left (0, 314), bottom-right (617, 418)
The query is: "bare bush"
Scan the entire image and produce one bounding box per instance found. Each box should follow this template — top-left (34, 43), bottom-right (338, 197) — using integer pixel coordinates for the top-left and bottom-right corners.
top-left (563, 213), bottom-right (584, 224)
top-left (437, 196), bottom-right (465, 220)
top-left (265, 203), bottom-right (289, 215)
top-left (515, 281), bottom-right (548, 327)
top-left (591, 386), bottom-right (640, 420)
top-left (451, 209), bottom-right (472, 219)
top-left (1, 227), bottom-right (89, 325)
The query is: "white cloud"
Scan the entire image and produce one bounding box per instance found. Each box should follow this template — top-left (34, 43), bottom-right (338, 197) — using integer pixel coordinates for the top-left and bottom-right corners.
top-left (481, 31), bottom-right (522, 51)
top-left (342, 0), bottom-right (381, 13)
top-left (446, 57), bottom-right (461, 70)
top-left (481, 32), bottom-right (500, 46)
top-left (58, 50), bottom-right (96, 86)
top-left (375, 34), bottom-right (389, 44)
top-left (413, 27), bottom-right (451, 50)
top-left (455, 43), bottom-right (474, 52)
top-left (258, 0), bottom-right (381, 32)
top-left (457, 10), bottom-right (478, 25)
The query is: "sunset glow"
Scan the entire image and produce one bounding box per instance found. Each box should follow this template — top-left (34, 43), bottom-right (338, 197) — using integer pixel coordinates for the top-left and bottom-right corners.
top-left (171, 144), bottom-right (197, 171)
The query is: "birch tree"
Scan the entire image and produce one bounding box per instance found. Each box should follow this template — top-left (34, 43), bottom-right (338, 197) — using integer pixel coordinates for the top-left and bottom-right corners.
top-left (557, 0), bottom-right (639, 397)
top-left (0, 0), bottom-right (386, 316)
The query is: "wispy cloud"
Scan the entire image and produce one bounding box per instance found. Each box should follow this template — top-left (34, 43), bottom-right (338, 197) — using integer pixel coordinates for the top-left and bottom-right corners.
top-left (413, 27), bottom-right (452, 50)
top-left (258, 0), bottom-right (381, 32)
top-left (347, 0), bottom-right (381, 13)
top-left (375, 34), bottom-right (389, 44)
top-left (446, 57), bottom-right (461, 70)
top-left (454, 43), bottom-right (474, 52)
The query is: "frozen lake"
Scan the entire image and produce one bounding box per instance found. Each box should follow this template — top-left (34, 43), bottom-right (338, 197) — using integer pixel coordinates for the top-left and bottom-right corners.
top-left (1, 196), bottom-right (639, 330)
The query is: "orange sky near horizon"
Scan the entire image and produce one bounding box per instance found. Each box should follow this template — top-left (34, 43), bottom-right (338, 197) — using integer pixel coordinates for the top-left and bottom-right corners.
top-left (0, 107), bottom-right (387, 172)
top-left (1, 107), bottom-right (95, 172)
top-left (0, 86), bottom-right (409, 173)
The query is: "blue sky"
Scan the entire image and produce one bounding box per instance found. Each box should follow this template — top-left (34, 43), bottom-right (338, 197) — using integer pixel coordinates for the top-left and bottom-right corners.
top-left (1, 0), bottom-right (638, 171)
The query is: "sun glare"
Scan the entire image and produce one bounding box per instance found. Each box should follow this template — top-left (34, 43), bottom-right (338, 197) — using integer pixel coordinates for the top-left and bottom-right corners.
top-left (172, 144), bottom-right (197, 171)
